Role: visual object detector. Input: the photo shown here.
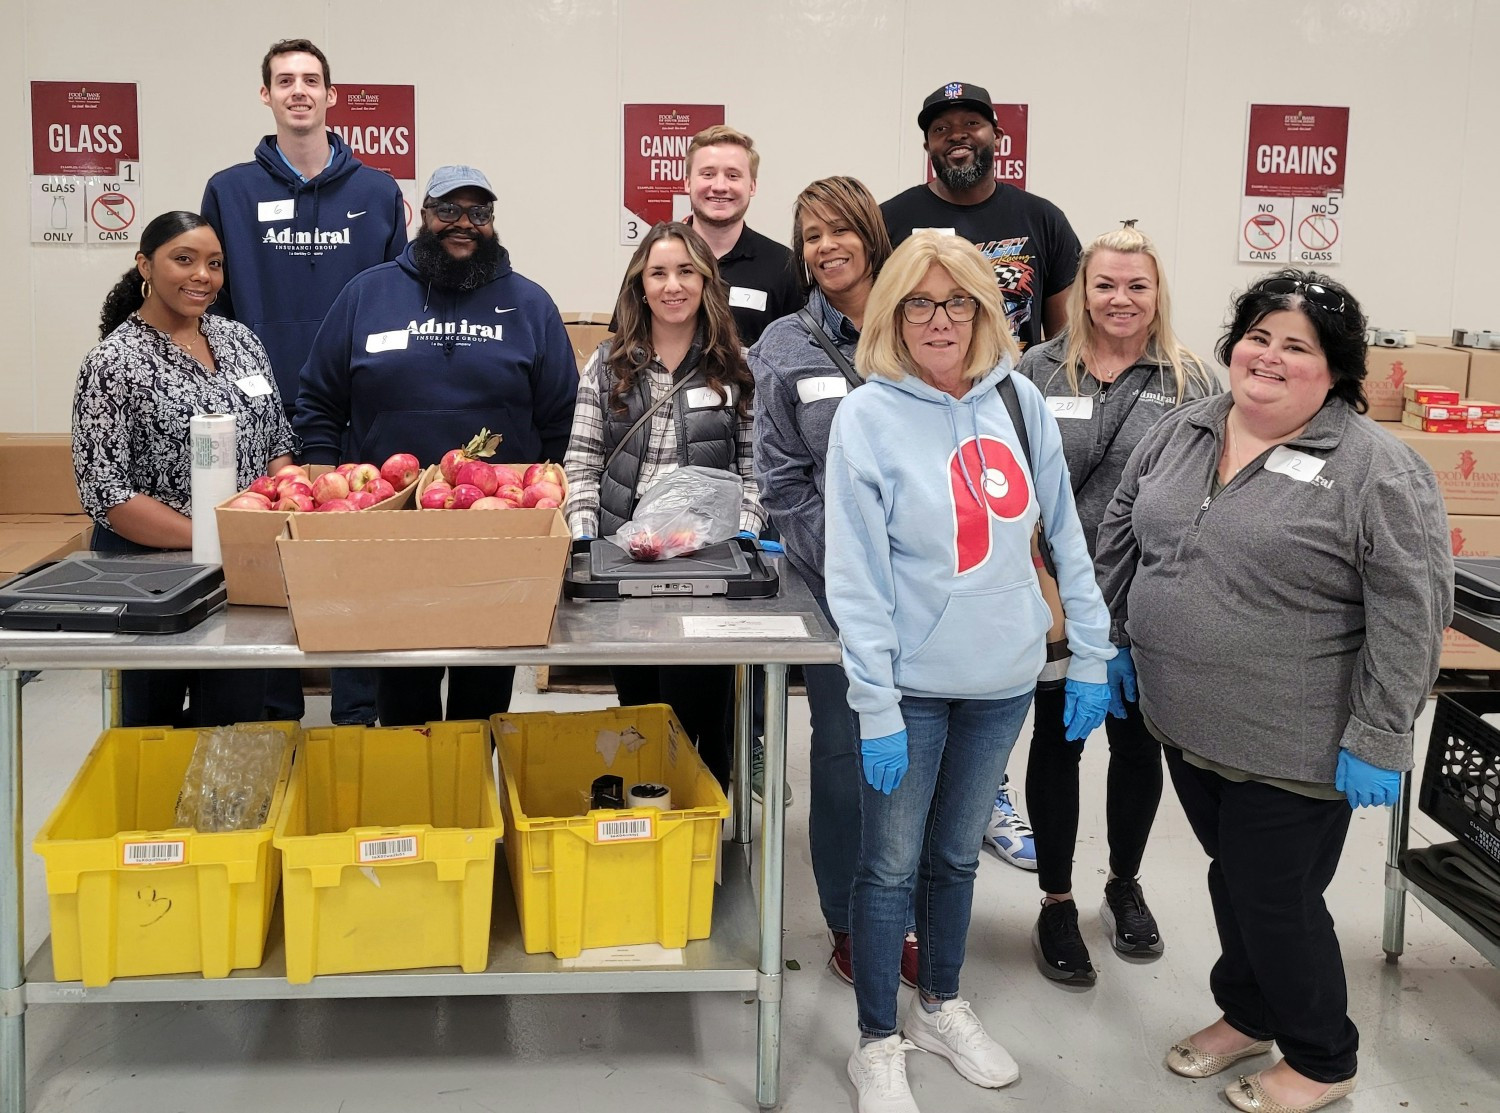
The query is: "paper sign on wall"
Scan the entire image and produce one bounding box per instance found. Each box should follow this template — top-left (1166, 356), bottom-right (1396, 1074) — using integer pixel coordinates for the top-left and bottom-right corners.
top-left (621, 104), bottom-right (725, 246)
top-left (30, 81), bottom-right (143, 245)
top-left (1239, 104), bottom-right (1348, 266)
top-left (924, 103), bottom-right (1029, 191)
top-left (327, 84), bottom-right (418, 232)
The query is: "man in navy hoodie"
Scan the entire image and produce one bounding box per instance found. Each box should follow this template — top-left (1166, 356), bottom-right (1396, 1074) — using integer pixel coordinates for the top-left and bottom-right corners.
top-left (295, 164), bottom-right (577, 727)
top-left (202, 38), bottom-right (406, 727)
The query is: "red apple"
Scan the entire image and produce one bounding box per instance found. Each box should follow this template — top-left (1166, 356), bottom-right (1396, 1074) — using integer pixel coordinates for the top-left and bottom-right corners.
top-left (455, 460), bottom-right (499, 496)
top-left (346, 490), bottom-right (377, 510)
top-left (275, 490), bottom-right (315, 512)
top-left (449, 483), bottom-right (485, 510)
top-left (522, 480), bottom-right (564, 508)
top-left (532, 496), bottom-right (561, 509)
top-left (347, 462), bottom-right (381, 491)
top-left (665, 528), bottom-right (700, 552)
top-left (276, 477), bottom-right (313, 500)
top-left (492, 464), bottom-right (524, 489)
top-left (335, 462), bottom-right (358, 478)
top-left (273, 464), bottom-right (309, 483)
top-left (311, 472), bottom-right (351, 506)
top-left (627, 531), bottom-right (663, 561)
top-left (364, 478), bottom-right (396, 503)
top-left (523, 462), bottom-right (566, 490)
top-left (314, 498), bottom-right (356, 512)
top-left (227, 493), bottom-right (272, 510)
top-left (470, 496), bottom-right (512, 510)
top-left (419, 486), bottom-right (452, 510)
top-left (495, 483), bottom-right (524, 505)
top-left (247, 475), bottom-right (279, 500)
top-left (380, 452), bottom-right (421, 490)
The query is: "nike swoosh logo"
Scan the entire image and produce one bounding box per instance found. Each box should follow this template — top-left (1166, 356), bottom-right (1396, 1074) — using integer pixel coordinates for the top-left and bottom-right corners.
top-left (495, 307), bottom-right (517, 314)
top-left (346, 210), bottom-right (367, 219)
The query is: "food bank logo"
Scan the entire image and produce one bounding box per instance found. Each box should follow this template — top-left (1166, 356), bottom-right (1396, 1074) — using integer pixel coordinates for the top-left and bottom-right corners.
top-left (1460, 450), bottom-right (1478, 479)
top-left (1386, 360), bottom-right (1406, 391)
top-left (347, 89), bottom-right (380, 107)
top-left (949, 435), bottom-right (1031, 575)
top-left (657, 111), bottom-right (690, 126)
top-left (1452, 527), bottom-right (1467, 555)
top-left (1284, 111), bottom-right (1316, 130)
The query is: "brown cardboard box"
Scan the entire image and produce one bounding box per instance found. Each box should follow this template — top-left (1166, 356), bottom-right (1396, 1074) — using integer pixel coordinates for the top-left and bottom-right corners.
top-left (0, 515), bottom-right (92, 577)
top-left (1444, 514), bottom-right (1500, 669)
top-left (276, 509), bottom-right (570, 652)
top-left (1381, 422), bottom-right (1500, 515)
top-left (1440, 627), bottom-right (1500, 671)
top-left (214, 466), bottom-right (415, 607)
top-left (0, 434), bottom-right (85, 515)
top-left (1460, 348), bottom-right (1500, 405)
top-left (561, 312), bottom-right (613, 372)
top-left (1365, 347), bottom-right (1470, 421)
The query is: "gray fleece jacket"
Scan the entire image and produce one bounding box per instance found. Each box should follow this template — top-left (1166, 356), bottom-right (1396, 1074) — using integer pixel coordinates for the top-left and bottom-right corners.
top-left (1094, 393), bottom-right (1453, 782)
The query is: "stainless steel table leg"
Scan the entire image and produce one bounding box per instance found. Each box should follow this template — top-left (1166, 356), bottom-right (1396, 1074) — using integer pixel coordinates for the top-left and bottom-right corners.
top-left (734, 664), bottom-right (753, 845)
top-left (1383, 768), bottom-right (1413, 963)
top-left (1, 669), bottom-right (26, 1113)
top-left (757, 663), bottom-right (787, 1109)
top-left (102, 668), bottom-right (122, 730)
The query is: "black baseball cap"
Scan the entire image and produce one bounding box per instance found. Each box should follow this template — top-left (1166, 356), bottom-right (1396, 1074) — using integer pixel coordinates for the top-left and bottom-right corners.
top-left (918, 82), bottom-right (997, 132)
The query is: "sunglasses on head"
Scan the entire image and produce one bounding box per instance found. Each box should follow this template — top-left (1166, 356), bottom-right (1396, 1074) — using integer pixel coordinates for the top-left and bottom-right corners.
top-left (422, 201), bottom-right (494, 227)
top-left (1261, 277), bottom-right (1345, 313)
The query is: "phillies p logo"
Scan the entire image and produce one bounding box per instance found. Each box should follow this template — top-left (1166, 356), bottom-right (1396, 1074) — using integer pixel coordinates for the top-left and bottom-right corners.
top-left (949, 435), bottom-right (1031, 575)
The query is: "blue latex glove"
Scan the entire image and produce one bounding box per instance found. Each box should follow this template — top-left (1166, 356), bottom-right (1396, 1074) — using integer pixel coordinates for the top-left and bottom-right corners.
top-left (737, 530), bottom-right (784, 554)
top-left (578, 535), bottom-right (594, 541)
top-left (1063, 679), bottom-right (1110, 742)
top-left (1106, 648), bottom-right (1138, 719)
top-left (1335, 749), bottom-right (1400, 808)
top-left (861, 729), bottom-right (909, 795)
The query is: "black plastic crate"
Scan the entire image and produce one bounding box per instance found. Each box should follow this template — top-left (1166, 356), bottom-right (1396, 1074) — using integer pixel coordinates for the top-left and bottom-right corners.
top-left (1421, 691), bottom-right (1500, 869)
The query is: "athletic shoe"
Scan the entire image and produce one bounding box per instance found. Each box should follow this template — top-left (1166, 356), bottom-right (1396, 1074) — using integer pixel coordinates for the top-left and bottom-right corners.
top-left (830, 931), bottom-right (854, 985)
top-left (847, 1035), bottom-right (922, 1113)
top-left (1101, 876), bottom-right (1164, 955)
top-left (981, 777), bottom-right (1036, 870)
top-left (902, 996), bottom-right (1020, 1088)
top-left (1032, 899), bottom-right (1097, 985)
top-left (749, 738), bottom-right (793, 806)
top-left (901, 932), bottom-right (919, 989)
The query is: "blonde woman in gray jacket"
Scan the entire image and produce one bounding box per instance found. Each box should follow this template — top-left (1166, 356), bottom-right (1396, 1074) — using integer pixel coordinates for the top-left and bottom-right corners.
top-left (1094, 270), bottom-right (1452, 1113)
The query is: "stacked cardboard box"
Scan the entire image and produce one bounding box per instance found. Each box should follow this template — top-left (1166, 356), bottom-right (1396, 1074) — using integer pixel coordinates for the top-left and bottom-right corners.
top-left (0, 435), bottom-right (92, 579)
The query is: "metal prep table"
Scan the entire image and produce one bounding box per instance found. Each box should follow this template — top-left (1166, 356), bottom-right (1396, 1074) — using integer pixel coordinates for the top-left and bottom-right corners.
top-left (0, 564), bottom-right (841, 1113)
top-left (1382, 605), bottom-right (1500, 967)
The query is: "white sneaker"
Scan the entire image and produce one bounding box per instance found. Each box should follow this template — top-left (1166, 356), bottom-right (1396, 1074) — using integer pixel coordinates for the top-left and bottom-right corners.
top-left (847, 1035), bottom-right (922, 1113)
top-left (902, 997), bottom-right (1019, 1088)
top-left (981, 777), bottom-right (1037, 870)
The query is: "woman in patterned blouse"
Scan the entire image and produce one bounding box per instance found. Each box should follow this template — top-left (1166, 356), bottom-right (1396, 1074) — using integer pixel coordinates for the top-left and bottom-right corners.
top-left (72, 210), bottom-right (297, 727)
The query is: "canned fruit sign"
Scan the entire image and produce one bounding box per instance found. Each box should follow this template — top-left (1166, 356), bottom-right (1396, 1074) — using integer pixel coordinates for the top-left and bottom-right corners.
top-left (621, 103), bottom-right (724, 245)
top-left (1238, 104), bottom-right (1349, 266)
top-left (30, 81), bottom-right (143, 245)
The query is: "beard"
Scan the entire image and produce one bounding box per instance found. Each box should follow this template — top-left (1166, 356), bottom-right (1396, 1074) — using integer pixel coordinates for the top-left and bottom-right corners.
top-left (412, 226), bottom-right (503, 291)
top-left (931, 143), bottom-right (994, 193)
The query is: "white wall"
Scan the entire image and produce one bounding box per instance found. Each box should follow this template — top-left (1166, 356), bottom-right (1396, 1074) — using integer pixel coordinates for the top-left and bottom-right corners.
top-left (9, 0), bottom-right (1497, 431)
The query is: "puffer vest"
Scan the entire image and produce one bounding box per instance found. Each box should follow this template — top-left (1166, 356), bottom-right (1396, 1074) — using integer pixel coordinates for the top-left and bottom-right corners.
top-left (593, 337), bottom-right (739, 537)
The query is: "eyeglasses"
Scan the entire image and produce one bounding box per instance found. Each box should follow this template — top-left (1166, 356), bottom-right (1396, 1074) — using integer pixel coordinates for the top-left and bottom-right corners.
top-left (1261, 277), bottom-right (1345, 313)
top-left (900, 296), bottom-right (979, 325)
top-left (422, 201), bottom-right (495, 227)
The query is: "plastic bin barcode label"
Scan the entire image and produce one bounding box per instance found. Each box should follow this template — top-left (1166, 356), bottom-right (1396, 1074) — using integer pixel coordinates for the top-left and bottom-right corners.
top-left (596, 816), bottom-right (654, 842)
top-left (121, 841), bottom-right (185, 866)
top-left (358, 836), bottom-right (418, 862)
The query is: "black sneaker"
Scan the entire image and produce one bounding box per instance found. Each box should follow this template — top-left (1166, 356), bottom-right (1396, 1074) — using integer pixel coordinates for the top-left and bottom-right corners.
top-left (1101, 877), bottom-right (1164, 955)
top-left (1032, 899), bottom-right (1096, 985)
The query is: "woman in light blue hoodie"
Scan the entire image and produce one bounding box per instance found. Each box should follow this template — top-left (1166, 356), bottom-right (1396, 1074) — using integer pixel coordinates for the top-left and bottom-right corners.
top-left (827, 232), bottom-right (1114, 1113)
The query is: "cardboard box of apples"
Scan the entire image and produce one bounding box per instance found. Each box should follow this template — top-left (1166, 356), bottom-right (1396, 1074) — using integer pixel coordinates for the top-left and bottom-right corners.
top-left (214, 454), bottom-right (420, 607)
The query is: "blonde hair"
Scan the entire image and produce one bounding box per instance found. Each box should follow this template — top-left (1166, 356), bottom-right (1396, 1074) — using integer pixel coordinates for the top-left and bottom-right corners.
top-left (858, 231), bottom-right (1021, 383)
top-left (1059, 224), bottom-right (1210, 402)
top-left (686, 125), bottom-right (760, 180)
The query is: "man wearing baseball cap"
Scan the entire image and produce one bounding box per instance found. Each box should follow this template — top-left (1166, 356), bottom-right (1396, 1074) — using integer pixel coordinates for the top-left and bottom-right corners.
top-left (882, 81), bottom-right (1081, 349)
top-left (294, 164), bottom-right (577, 727)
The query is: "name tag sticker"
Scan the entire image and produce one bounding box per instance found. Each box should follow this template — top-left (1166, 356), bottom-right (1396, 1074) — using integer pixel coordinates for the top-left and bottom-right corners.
top-left (685, 385), bottom-right (734, 409)
top-left (796, 376), bottom-right (851, 404)
top-left (728, 286), bottom-right (768, 312)
top-left (257, 199), bottom-right (294, 222)
top-left (365, 329), bottom-right (410, 353)
top-left (917, 227), bottom-right (957, 237)
top-left (1264, 446), bottom-right (1326, 482)
top-left (235, 374), bottom-right (274, 398)
top-left (1046, 396), bottom-right (1094, 420)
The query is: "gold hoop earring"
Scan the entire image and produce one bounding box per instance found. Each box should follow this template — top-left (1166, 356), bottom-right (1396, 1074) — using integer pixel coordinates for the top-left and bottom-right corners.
top-left (140, 280), bottom-right (152, 300)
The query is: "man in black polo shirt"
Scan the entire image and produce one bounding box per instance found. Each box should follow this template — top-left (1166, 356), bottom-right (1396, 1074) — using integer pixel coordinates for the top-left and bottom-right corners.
top-left (682, 125), bottom-right (801, 346)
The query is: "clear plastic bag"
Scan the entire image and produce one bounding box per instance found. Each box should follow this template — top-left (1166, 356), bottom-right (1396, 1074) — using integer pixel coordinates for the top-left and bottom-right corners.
top-left (607, 466), bottom-right (742, 561)
top-left (174, 726), bottom-right (290, 832)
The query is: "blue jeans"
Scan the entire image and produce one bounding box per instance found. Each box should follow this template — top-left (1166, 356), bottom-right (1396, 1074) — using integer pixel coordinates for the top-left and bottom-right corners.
top-left (852, 691), bottom-right (1033, 1037)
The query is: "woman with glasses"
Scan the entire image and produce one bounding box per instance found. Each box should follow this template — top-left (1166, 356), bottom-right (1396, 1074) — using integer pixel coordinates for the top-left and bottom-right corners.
top-left (1012, 223), bottom-right (1217, 985)
top-left (826, 231), bottom-right (1114, 1113)
top-left (563, 221), bottom-right (763, 789)
top-left (1094, 270), bottom-right (1452, 1113)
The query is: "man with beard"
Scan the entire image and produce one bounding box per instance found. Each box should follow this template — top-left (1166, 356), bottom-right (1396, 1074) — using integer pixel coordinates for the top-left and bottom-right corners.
top-left (882, 82), bottom-right (1081, 349)
top-left (294, 164), bottom-right (577, 726)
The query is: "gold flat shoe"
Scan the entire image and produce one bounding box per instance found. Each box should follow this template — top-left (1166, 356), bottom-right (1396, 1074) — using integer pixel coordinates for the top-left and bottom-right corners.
top-left (1164, 1036), bottom-right (1274, 1078)
top-left (1225, 1071), bottom-right (1357, 1112)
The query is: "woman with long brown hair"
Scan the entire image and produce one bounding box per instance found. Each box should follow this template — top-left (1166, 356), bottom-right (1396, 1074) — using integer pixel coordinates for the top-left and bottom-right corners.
top-left (563, 221), bottom-right (763, 786)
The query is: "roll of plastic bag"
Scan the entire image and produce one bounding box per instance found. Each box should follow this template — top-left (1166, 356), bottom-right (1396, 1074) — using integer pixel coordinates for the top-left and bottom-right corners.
top-left (190, 413), bottom-right (237, 563)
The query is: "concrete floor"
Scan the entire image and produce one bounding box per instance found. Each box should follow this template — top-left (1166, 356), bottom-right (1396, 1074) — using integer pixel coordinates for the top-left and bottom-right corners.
top-left (11, 670), bottom-right (1500, 1113)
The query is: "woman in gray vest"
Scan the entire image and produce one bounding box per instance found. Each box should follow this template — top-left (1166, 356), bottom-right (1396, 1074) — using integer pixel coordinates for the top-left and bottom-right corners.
top-left (563, 221), bottom-right (764, 787)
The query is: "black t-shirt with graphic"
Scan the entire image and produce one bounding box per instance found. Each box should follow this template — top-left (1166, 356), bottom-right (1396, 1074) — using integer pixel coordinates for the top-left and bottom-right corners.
top-left (881, 183), bottom-right (1081, 350)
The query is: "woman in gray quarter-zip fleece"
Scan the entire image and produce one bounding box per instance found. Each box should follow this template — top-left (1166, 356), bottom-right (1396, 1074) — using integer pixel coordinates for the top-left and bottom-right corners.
top-left (1094, 271), bottom-right (1452, 1113)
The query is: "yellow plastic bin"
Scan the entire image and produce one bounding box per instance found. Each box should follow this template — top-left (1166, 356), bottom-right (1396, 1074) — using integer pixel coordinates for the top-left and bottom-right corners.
top-left (272, 721), bottom-right (503, 984)
top-left (493, 705), bottom-right (731, 958)
top-left (32, 723), bottom-right (297, 986)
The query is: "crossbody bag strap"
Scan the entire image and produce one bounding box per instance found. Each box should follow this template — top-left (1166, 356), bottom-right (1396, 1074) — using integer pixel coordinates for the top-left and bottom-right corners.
top-left (1067, 365), bottom-right (1148, 496)
top-left (797, 307), bottom-right (862, 388)
top-left (998, 373), bottom-right (1057, 578)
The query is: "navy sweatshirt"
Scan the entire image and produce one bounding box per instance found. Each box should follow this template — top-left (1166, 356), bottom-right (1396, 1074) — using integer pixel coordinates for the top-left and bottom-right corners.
top-left (293, 242), bottom-right (578, 468)
top-left (201, 133), bottom-right (406, 408)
